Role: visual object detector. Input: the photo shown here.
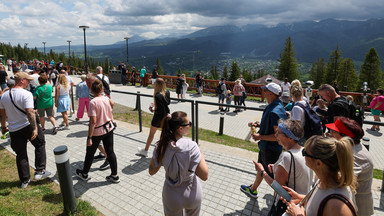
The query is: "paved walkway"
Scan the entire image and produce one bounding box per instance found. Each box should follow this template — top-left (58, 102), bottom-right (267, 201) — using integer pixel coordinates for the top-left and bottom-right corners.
top-left (0, 75), bottom-right (383, 215)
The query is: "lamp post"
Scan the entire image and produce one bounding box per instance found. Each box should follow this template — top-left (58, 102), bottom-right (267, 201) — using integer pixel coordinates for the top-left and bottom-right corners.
top-left (141, 56), bottom-right (146, 67)
top-left (67, 40), bottom-right (71, 66)
top-left (42, 42), bottom-right (46, 58)
top-left (124, 37), bottom-right (130, 66)
top-left (79, 26), bottom-right (89, 73)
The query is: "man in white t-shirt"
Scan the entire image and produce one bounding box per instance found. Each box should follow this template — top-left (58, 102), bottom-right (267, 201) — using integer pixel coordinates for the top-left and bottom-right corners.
top-left (29, 67), bottom-right (40, 93)
top-left (280, 78), bottom-right (291, 93)
top-left (0, 72), bottom-right (51, 188)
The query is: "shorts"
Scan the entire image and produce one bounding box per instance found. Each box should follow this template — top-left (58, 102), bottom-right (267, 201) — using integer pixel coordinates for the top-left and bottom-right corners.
top-left (371, 109), bottom-right (381, 116)
top-left (258, 149), bottom-right (281, 178)
top-left (218, 94), bottom-right (225, 101)
top-left (37, 107), bottom-right (54, 117)
top-left (57, 95), bottom-right (70, 113)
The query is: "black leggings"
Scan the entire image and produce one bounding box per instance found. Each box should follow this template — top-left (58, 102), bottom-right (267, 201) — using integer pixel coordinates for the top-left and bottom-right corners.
top-left (82, 131), bottom-right (117, 175)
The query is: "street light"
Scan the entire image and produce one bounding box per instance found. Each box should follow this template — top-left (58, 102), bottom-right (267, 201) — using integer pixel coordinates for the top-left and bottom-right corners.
top-left (124, 37), bottom-right (130, 66)
top-left (42, 42), bottom-right (46, 58)
top-left (79, 25), bottom-right (89, 73)
top-left (67, 40), bottom-right (71, 66)
top-left (141, 56), bottom-right (146, 67)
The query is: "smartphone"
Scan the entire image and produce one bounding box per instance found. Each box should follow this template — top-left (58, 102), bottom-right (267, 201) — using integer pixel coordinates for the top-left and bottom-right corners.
top-left (271, 180), bottom-right (292, 202)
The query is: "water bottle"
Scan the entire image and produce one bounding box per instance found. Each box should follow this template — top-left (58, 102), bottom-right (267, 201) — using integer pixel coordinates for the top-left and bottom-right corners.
top-left (1, 131), bottom-right (9, 139)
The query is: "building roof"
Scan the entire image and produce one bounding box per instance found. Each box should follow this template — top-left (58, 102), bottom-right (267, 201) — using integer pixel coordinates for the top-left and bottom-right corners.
top-left (250, 74), bottom-right (282, 85)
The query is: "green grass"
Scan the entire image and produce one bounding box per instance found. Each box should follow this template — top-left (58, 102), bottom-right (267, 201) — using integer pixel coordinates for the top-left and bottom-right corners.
top-left (0, 147), bottom-right (102, 216)
top-left (373, 168), bottom-right (383, 180)
top-left (112, 103), bottom-right (259, 153)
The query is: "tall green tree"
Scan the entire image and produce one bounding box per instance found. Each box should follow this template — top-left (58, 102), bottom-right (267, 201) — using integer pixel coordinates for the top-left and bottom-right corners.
top-left (337, 58), bottom-right (358, 91)
top-left (277, 37), bottom-right (298, 81)
top-left (359, 48), bottom-right (383, 91)
top-left (324, 45), bottom-right (342, 85)
top-left (229, 61), bottom-right (241, 81)
top-left (222, 65), bottom-right (229, 80)
top-left (210, 65), bottom-right (219, 80)
top-left (156, 57), bottom-right (164, 75)
top-left (309, 57), bottom-right (326, 89)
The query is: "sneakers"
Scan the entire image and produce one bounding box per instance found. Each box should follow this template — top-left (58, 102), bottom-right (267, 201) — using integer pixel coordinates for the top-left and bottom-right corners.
top-left (137, 147), bottom-right (148, 157)
top-left (75, 118), bottom-right (80, 121)
top-left (62, 126), bottom-right (70, 130)
top-left (52, 127), bottom-right (58, 135)
top-left (21, 179), bottom-right (30, 189)
top-left (99, 160), bottom-right (110, 170)
top-left (106, 175), bottom-right (120, 183)
top-left (59, 121), bottom-right (65, 127)
top-left (76, 169), bottom-right (89, 181)
top-left (94, 153), bottom-right (106, 160)
top-left (34, 170), bottom-right (51, 180)
top-left (240, 185), bottom-right (258, 198)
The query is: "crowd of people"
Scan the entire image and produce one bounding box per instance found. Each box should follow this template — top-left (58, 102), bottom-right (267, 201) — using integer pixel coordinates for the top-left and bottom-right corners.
top-left (0, 59), bottom-right (381, 215)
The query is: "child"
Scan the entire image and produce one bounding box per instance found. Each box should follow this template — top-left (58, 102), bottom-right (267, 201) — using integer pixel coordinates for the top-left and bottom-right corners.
top-left (225, 90), bottom-right (232, 112)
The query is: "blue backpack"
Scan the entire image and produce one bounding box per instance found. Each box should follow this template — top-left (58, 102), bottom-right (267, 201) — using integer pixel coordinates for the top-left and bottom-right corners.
top-left (292, 102), bottom-right (323, 139)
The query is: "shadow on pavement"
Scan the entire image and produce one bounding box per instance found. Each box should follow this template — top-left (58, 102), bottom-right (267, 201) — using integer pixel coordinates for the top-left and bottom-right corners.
top-left (122, 157), bottom-right (151, 175)
top-left (66, 130), bottom-right (88, 138)
top-left (223, 194), bottom-right (273, 216)
top-left (365, 129), bottom-right (383, 137)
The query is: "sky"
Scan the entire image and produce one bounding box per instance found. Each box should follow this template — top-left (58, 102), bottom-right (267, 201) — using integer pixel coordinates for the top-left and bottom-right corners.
top-left (0, 0), bottom-right (382, 48)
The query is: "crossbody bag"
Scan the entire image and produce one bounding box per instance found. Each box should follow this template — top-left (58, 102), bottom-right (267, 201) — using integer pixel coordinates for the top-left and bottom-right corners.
top-left (9, 89), bottom-right (40, 125)
top-left (34, 84), bottom-right (48, 109)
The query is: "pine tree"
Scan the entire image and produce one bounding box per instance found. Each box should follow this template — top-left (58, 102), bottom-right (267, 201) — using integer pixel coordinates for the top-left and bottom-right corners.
top-left (277, 37), bottom-right (299, 81)
top-left (229, 61), bottom-right (241, 81)
top-left (324, 45), bottom-right (342, 85)
top-left (359, 48), bottom-right (383, 91)
top-left (156, 57), bottom-right (164, 75)
top-left (177, 68), bottom-right (182, 76)
top-left (222, 65), bottom-right (229, 80)
top-left (309, 58), bottom-right (326, 89)
top-left (337, 58), bottom-right (358, 91)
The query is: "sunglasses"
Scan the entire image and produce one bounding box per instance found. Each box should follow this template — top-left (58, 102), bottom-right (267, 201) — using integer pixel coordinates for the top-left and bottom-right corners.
top-left (302, 148), bottom-right (319, 159)
top-left (181, 121), bottom-right (192, 127)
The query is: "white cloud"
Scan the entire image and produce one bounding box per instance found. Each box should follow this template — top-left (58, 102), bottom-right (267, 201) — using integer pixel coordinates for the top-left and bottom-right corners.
top-left (0, 0), bottom-right (382, 47)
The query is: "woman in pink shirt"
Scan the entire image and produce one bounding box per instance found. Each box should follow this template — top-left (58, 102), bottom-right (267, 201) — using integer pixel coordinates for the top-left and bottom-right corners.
top-left (233, 79), bottom-right (245, 113)
top-left (76, 79), bottom-right (119, 183)
top-left (369, 88), bottom-right (384, 131)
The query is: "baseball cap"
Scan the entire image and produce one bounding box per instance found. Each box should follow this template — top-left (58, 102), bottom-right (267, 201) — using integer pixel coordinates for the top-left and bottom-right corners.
top-left (261, 83), bottom-right (281, 95)
top-left (325, 118), bottom-right (355, 138)
top-left (14, 72), bottom-right (34, 81)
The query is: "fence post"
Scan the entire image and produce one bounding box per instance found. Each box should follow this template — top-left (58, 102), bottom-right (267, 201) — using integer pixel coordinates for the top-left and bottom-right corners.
top-left (137, 91), bottom-right (142, 132)
top-left (53, 145), bottom-right (76, 214)
top-left (134, 91), bottom-right (140, 111)
top-left (362, 137), bottom-right (370, 151)
top-left (195, 101), bottom-right (199, 144)
top-left (191, 100), bottom-right (195, 141)
top-left (219, 116), bottom-right (224, 135)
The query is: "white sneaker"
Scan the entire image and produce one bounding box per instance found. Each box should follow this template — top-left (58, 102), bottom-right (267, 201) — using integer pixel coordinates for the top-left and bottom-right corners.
top-left (34, 170), bottom-right (51, 180)
top-left (137, 147), bottom-right (148, 157)
top-left (62, 126), bottom-right (70, 130)
top-left (21, 179), bottom-right (30, 189)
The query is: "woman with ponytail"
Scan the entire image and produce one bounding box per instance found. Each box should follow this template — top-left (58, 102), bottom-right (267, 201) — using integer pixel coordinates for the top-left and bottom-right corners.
top-left (283, 136), bottom-right (357, 216)
top-left (149, 111), bottom-right (208, 216)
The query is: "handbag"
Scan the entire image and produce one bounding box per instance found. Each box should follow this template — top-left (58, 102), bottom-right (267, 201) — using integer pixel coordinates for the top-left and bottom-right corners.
top-left (268, 151), bottom-right (296, 216)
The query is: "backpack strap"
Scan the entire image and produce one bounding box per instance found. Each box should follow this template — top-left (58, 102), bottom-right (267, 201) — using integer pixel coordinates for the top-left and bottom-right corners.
top-left (286, 151), bottom-right (296, 190)
top-left (317, 193), bottom-right (357, 216)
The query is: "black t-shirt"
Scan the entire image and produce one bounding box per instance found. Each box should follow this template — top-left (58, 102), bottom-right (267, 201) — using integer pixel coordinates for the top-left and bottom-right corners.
top-left (122, 67), bottom-right (127, 75)
top-left (327, 97), bottom-right (350, 123)
top-left (152, 70), bottom-right (158, 79)
top-left (0, 70), bottom-right (7, 84)
top-left (154, 90), bottom-right (170, 117)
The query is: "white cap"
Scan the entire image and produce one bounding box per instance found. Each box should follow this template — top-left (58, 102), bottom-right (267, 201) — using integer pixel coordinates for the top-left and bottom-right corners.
top-left (262, 83), bottom-right (282, 95)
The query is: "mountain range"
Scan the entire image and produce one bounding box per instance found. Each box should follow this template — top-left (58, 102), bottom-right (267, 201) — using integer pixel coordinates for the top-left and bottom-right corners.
top-left (50, 18), bottom-right (384, 75)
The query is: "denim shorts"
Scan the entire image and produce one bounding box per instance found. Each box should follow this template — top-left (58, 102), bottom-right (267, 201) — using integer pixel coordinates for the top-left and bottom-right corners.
top-left (218, 94), bottom-right (225, 101)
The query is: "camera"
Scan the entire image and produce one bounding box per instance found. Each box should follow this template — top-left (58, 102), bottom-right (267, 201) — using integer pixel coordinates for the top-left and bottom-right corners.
top-left (265, 78), bottom-right (272, 83)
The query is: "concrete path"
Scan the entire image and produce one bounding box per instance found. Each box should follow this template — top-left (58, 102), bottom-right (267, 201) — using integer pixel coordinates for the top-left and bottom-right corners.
top-left (0, 74), bottom-right (383, 215)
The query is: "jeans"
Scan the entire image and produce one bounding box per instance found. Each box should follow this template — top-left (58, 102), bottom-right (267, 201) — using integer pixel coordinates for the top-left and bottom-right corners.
top-left (121, 74), bottom-right (127, 85)
top-left (82, 131), bottom-right (117, 175)
top-left (10, 124), bottom-right (46, 182)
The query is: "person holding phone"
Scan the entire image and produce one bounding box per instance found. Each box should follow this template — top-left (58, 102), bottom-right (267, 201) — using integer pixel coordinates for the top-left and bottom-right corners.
top-left (252, 119), bottom-right (313, 215)
top-left (282, 136), bottom-right (357, 216)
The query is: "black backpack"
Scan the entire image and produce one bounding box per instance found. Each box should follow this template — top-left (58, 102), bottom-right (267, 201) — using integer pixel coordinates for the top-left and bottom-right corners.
top-left (215, 82), bottom-right (223, 94)
top-left (333, 97), bottom-right (363, 126)
top-left (96, 75), bottom-right (111, 96)
top-left (293, 102), bottom-right (323, 139)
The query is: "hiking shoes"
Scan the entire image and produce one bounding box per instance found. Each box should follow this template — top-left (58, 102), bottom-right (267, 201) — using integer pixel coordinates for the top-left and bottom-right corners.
top-left (106, 175), bottom-right (120, 183)
top-left (240, 185), bottom-right (258, 198)
top-left (52, 127), bottom-right (58, 135)
top-left (76, 169), bottom-right (89, 181)
top-left (34, 170), bottom-right (51, 180)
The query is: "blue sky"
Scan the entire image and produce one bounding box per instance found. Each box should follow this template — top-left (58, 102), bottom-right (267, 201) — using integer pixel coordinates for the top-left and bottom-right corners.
top-left (0, 0), bottom-right (382, 48)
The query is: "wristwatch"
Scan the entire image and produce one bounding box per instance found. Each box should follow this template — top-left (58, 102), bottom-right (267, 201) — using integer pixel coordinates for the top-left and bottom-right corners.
top-left (87, 136), bottom-right (92, 140)
top-left (259, 170), bottom-right (265, 177)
